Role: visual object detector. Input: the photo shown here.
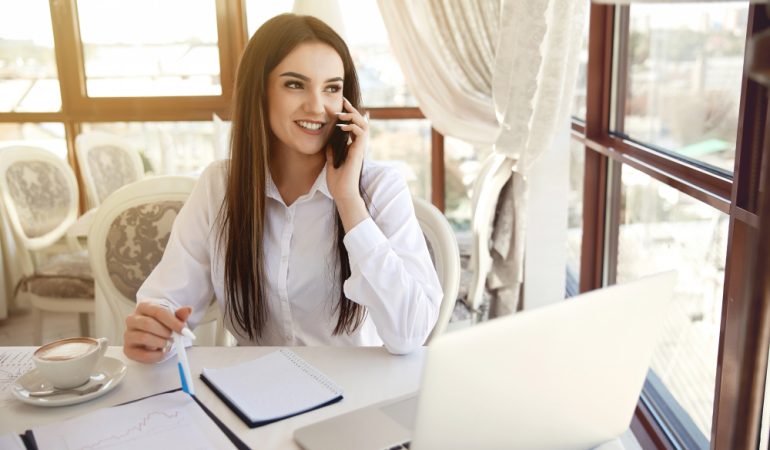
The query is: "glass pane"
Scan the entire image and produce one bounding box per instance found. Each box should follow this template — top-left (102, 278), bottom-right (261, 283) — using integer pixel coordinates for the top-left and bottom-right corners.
top-left (244, 0), bottom-right (417, 107)
top-left (571, 13), bottom-right (589, 121)
top-left (244, 0), bottom-right (293, 37)
top-left (339, 0), bottom-right (417, 107)
top-left (77, 0), bottom-right (221, 97)
top-left (566, 139), bottom-right (584, 296)
top-left (444, 137), bottom-right (492, 232)
top-left (0, 0), bottom-right (61, 112)
top-left (0, 123), bottom-right (67, 159)
top-left (622, 2), bottom-right (748, 172)
top-left (368, 119), bottom-right (430, 202)
top-left (617, 164), bottom-right (727, 439)
top-left (81, 122), bottom-right (217, 175)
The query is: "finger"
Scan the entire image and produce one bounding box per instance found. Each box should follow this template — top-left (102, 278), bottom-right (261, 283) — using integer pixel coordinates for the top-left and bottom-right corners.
top-left (125, 314), bottom-right (172, 339)
top-left (123, 344), bottom-right (164, 364)
top-left (175, 306), bottom-right (192, 322)
top-left (337, 100), bottom-right (369, 129)
top-left (135, 302), bottom-right (186, 334)
top-left (125, 329), bottom-right (170, 349)
top-left (342, 97), bottom-right (365, 120)
top-left (337, 123), bottom-right (364, 137)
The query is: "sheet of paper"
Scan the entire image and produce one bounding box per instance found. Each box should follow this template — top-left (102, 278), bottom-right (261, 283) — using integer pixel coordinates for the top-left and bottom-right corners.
top-left (0, 432), bottom-right (26, 449)
top-left (0, 350), bottom-right (34, 407)
top-left (32, 391), bottom-right (237, 450)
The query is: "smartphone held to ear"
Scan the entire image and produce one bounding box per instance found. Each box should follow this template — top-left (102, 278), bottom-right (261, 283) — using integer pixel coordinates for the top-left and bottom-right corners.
top-left (330, 120), bottom-right (349, 168)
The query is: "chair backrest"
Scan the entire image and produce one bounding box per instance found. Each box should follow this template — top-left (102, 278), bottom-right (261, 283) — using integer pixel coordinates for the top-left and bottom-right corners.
top-left (87, 176), bottom-right (211, 343)
top-left (0, 146), bottom-right (79, 251)
top-left (412, 197), bottom-right (461, 342)
top-left (466, 154), bottom-right (515, 316)
top-left (75, 131), bottom-right (144, 207)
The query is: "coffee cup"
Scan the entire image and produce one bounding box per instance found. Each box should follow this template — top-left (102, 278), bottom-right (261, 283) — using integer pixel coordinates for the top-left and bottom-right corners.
top-left (33, 337), bottom-right (108, 389)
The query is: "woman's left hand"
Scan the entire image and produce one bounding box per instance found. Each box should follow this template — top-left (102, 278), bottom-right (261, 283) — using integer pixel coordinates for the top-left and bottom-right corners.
top-left (326, 97), bottom-right (370, 232)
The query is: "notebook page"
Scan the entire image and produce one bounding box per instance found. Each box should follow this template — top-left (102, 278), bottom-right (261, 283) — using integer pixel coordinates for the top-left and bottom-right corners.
top-left (0, 433), bottom-right (25, 450)
top-left (32, 391), bottom-right (237, 450)
top-left (201, 349), bottom-right (343, 422)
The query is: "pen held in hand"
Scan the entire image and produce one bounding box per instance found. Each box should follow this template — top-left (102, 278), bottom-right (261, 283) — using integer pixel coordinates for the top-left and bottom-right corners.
top-left (173, 332), bottom-right (195, 396)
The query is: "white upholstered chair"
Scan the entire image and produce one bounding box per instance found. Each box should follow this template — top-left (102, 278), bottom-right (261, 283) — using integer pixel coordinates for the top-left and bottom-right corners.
top-left (0, 146), bottom-right (94, 344)
top-left (466, 153), bottom-right (515, 322)
top-left (412, 197), bottom-right (461, 343)
top-left (75, 131), bottom-right (144, 208)
top-left (87, 175), bottom-right (227, 346)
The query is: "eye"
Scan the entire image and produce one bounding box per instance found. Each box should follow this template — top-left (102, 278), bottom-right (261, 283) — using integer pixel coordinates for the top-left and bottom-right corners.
top-left (324, 85), bottom-right (342, 94)
top-left (284, 80), bottom-right (303, 89)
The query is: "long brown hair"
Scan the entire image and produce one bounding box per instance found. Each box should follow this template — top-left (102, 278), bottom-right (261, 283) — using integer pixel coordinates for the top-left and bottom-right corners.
top-left (218, 14), bottom-right (366, 341)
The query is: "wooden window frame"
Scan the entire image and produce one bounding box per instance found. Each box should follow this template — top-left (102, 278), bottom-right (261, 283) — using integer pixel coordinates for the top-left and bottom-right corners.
top-left (575, 3), bottom-right (770, 449)
top-left (0, 0), bottom-right (446, 212)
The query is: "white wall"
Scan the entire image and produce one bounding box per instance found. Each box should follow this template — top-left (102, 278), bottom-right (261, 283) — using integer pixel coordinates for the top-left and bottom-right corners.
top-left (523, 121), bottom-right (570, 310)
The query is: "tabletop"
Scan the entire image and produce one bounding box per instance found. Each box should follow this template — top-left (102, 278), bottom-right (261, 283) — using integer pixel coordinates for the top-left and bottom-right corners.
top-left (0, 346), bottom-right (426, 450)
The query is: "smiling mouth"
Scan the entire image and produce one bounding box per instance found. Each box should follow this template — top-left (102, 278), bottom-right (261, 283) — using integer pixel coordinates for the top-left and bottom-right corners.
top-left (296, 120), bottom-right (325, 131)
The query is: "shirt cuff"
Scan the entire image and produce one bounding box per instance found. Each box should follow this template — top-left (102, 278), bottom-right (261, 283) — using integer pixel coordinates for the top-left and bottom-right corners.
top-left (343, 217), bottom-right (388, 269)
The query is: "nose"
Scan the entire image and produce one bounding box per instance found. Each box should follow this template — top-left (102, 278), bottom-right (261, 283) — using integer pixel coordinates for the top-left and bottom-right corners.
top-left (303, 90), bottom-right (325, 115)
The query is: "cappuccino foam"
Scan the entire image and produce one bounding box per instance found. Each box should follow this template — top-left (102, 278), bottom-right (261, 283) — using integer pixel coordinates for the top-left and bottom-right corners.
top-left (37, 340), bottom-right (96, 361)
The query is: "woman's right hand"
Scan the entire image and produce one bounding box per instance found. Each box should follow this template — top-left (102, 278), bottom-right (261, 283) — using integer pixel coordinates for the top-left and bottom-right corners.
top-left (123, 303), bottom-right (192, 363)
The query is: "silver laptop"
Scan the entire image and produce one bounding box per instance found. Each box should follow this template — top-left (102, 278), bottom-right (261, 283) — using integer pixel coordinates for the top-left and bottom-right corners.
top-left (294, 271), bottom-right (677, 450)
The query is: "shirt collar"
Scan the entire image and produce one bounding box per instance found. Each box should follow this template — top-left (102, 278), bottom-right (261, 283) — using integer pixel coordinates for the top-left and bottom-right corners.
top-left (265, 163), bottom-right (333, 203)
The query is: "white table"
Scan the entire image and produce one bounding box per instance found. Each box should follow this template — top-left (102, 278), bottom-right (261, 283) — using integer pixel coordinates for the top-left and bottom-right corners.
top-left (0, 346), bottom-right (636, 450)
top-left (0, 346), bottom-right (426, 449)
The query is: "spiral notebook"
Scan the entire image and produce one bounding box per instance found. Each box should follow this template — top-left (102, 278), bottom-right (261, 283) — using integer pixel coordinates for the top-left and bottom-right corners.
top-left (200, 349), bottom-right (344, 428)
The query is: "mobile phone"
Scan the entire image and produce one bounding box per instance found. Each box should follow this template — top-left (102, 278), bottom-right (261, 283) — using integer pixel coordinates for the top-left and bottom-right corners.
top-left (330, 120), bottom-right (349, 168)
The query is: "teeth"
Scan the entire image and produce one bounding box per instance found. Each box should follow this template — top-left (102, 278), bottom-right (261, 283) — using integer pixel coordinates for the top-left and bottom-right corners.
top-left (297, 121), bottom-right (322, 131)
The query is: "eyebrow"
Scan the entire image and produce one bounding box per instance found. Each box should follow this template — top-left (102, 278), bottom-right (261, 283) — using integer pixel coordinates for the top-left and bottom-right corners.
top-left (279, 72), bottom-right (343, 83)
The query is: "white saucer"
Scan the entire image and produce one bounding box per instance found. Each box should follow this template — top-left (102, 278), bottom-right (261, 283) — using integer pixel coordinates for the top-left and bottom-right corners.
top-left (11, 356), bottom-right (127, 407)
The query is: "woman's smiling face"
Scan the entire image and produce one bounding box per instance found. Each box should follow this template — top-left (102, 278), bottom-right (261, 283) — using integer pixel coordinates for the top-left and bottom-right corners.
top-left (267, 41), bottom-right (345, 158)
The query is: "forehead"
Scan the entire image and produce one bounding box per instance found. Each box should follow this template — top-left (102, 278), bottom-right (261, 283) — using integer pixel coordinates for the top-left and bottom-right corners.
top-left (271, 41), bottom-right (344, 81)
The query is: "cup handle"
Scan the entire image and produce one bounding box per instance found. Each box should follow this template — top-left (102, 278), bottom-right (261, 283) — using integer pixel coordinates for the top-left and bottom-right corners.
top-left (96, 337), bottom-right (109, 358)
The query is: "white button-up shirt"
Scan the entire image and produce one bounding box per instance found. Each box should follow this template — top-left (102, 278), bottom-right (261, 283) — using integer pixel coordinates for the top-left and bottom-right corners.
top-left (137, 160), bottom-right (442, 354)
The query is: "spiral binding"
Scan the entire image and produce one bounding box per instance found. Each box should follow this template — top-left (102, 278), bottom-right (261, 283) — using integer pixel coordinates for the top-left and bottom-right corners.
top-left (279, 349), bottom-right (342, 395)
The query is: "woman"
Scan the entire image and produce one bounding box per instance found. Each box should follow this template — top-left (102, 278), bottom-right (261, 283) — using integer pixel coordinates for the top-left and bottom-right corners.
top-left (123, 14), bottom-right (442, 363)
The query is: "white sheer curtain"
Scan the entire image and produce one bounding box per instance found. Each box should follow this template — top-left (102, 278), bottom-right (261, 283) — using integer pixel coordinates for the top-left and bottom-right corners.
top-left (378, 0), bottom-right (587, 315)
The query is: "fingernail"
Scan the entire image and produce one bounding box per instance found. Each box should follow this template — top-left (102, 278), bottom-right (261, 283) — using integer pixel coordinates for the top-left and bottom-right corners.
top-left (336, 123), bottom-right (347, 127)
top-left (181, 327), bottom-right (197, 341)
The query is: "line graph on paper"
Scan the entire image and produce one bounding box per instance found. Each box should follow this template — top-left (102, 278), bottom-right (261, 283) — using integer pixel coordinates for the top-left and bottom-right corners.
top-left (0, 350), bottom-right (34, 407)
top-left (33, 392), bottom-right (233, 450)
top-left (73, 409), bottom-right (189, 450)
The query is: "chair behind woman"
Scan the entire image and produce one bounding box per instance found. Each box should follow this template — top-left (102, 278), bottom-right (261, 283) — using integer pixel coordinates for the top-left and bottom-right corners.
top-left (412, 197), bottom-right (460, 342)
top-left (75, 131), bottom-right (144, 208)
top-left (0, 145), bottom-right (94, 344)
top-left (87, 175), bottom-right (227, 345)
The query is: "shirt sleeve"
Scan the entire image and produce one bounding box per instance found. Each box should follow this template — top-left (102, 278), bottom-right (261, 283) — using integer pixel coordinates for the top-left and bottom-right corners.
top-left (342, 166), bottom-right (443, 355)
top-left (135, 164), bottom-right (219, 329)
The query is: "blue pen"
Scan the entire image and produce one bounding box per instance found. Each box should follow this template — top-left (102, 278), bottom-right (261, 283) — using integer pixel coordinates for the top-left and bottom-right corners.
top-left (173, 327), bottom-right (196, 395)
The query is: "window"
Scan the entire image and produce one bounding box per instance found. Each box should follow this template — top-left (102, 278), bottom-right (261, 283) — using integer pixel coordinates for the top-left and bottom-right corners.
top-left (77, 0), bottom-right (222, 97)
top-left (0, 123), bottom-right (67, 159)
top-left (617, 2), bottom-right (748, 173)
top-left (0, 0), bottom-right (61, 112)
top-left (575, 2), bottom-right (766, 446)
top-left (617, 165), bottom-right (726, 439)
top-left (368, 119), bottom-right (431, 202)
top-left (244, 0), bottom-right (293, 36)
top-left (571, 14), bottom-right (589, 122)
top-left (566, 139), bottom-right (584, 296)
top-left (81, 122), bottom-right (216, 175)
top-left (443, 137), bottom-right (492, 231)
top-left (339, 0), bottom-right (417, 107)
